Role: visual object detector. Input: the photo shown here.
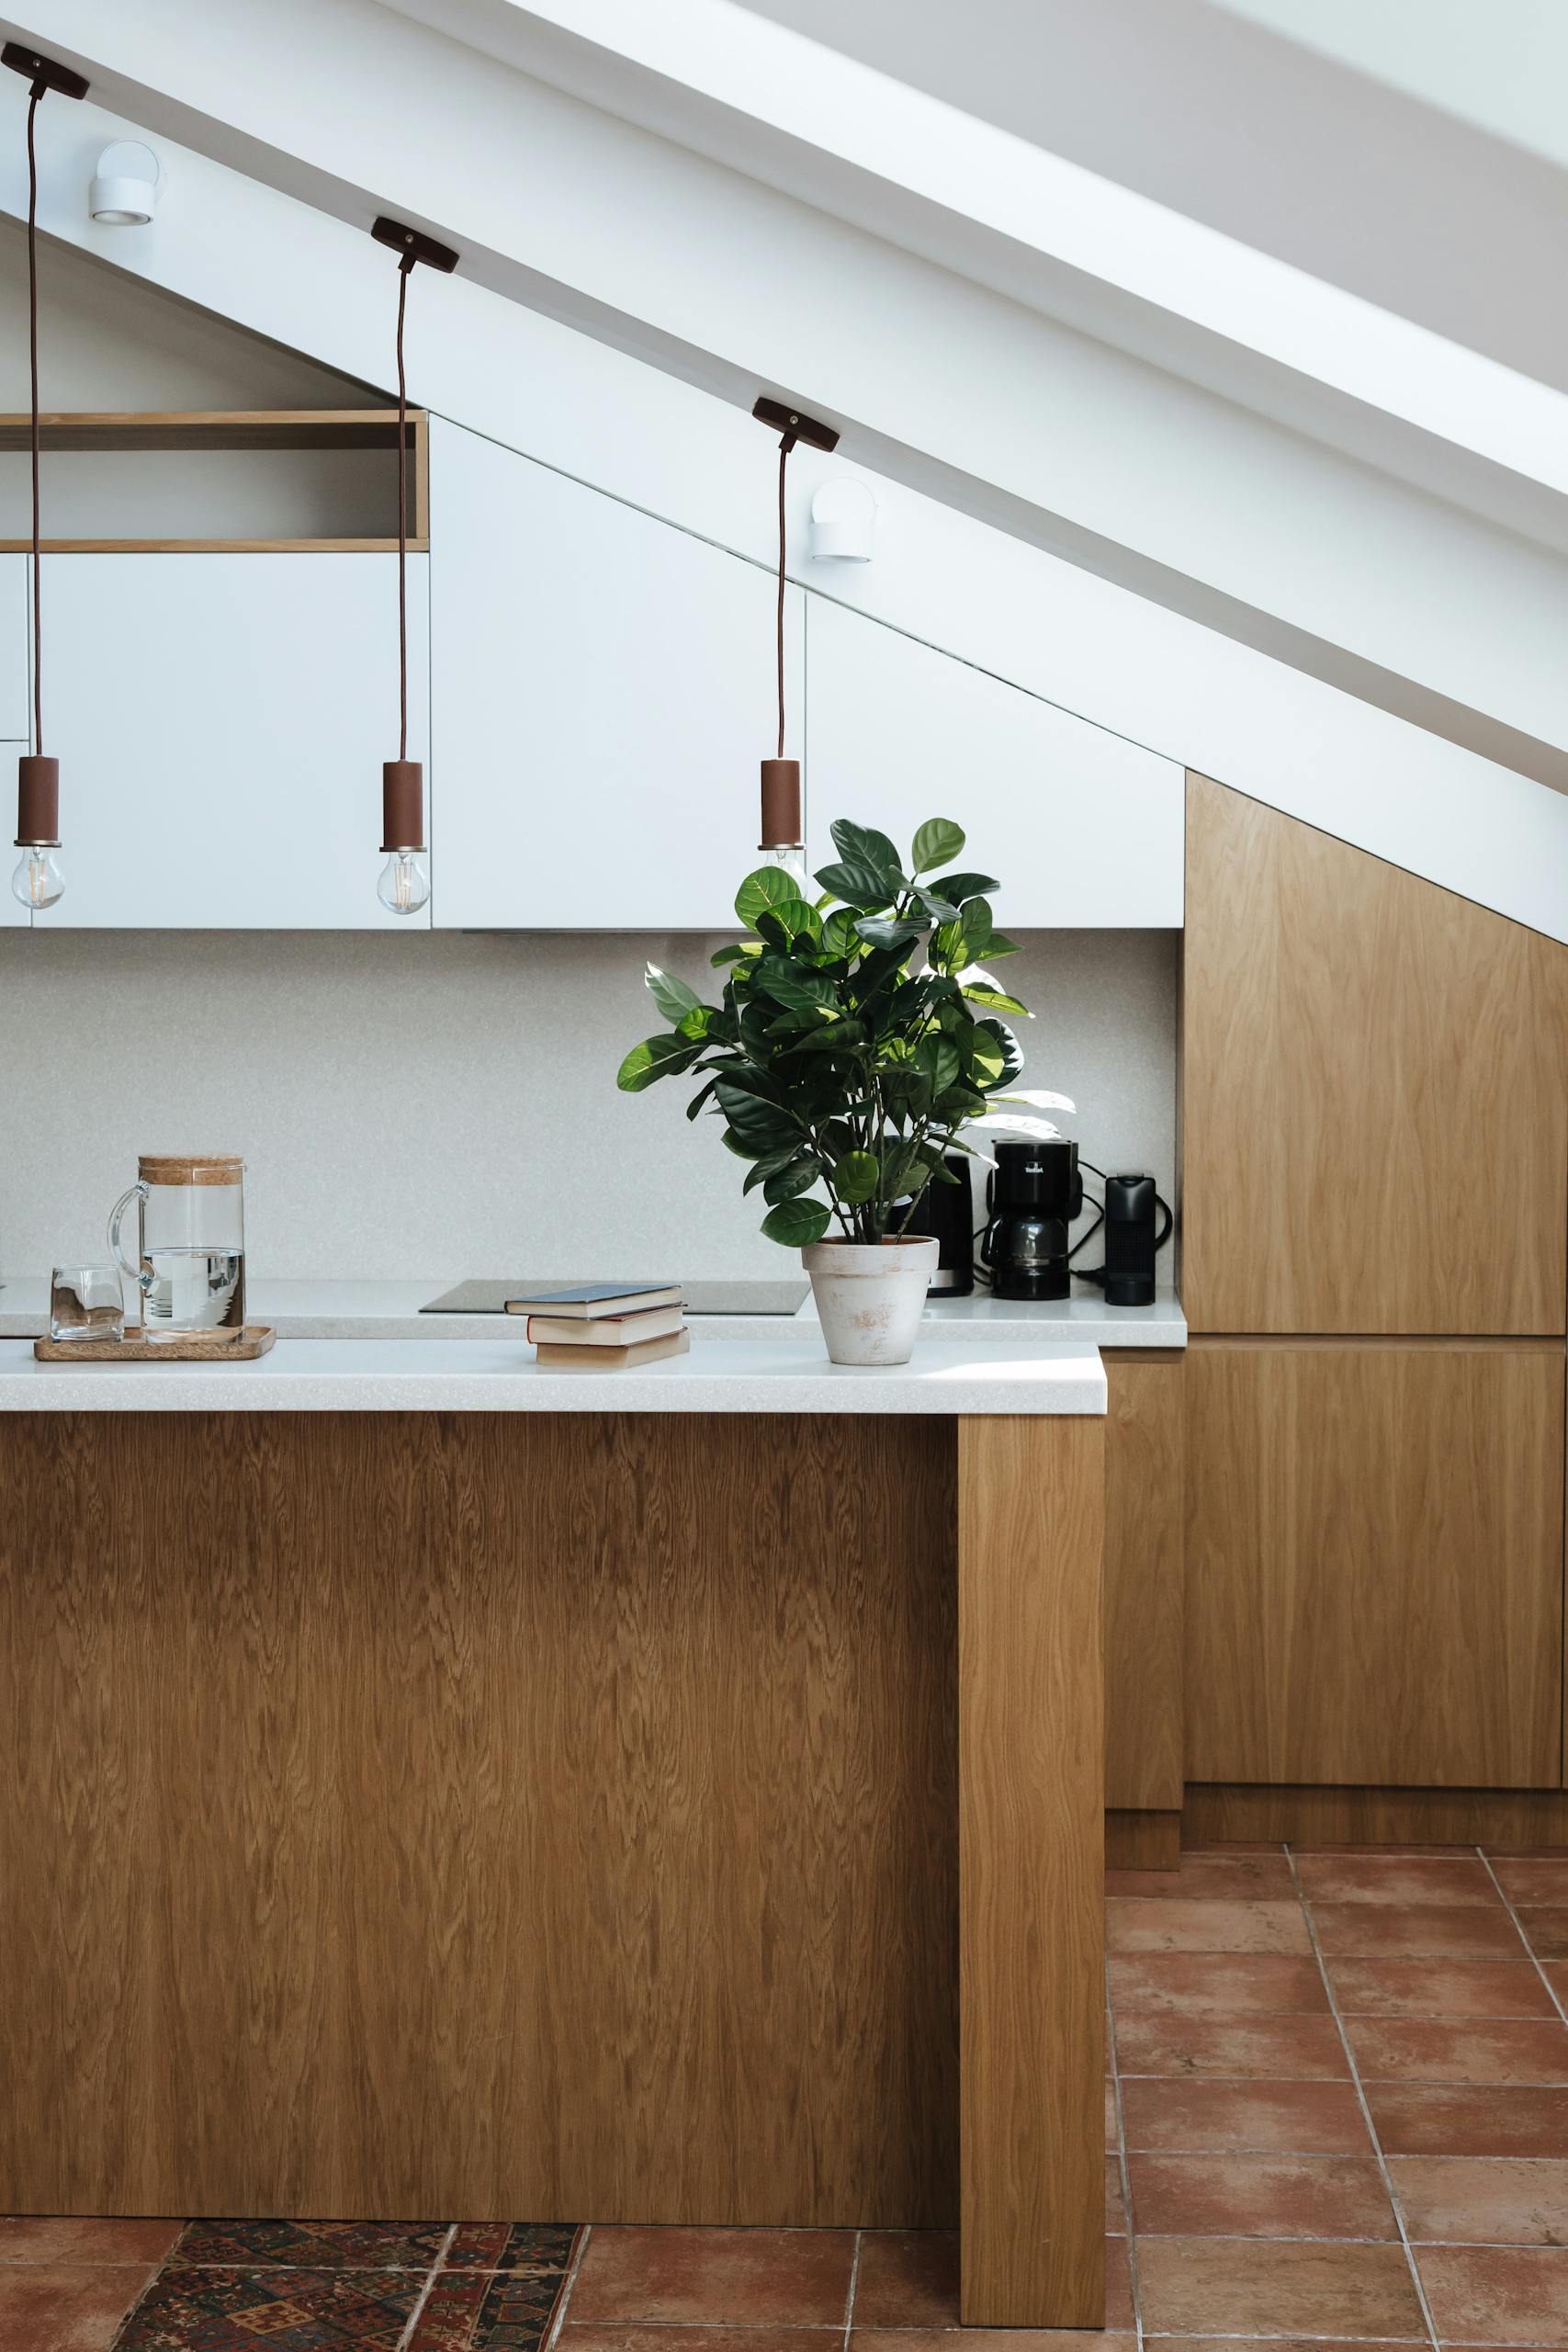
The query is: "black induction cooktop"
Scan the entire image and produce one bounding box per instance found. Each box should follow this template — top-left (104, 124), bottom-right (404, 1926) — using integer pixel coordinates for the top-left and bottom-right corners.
top-left (420, 1278), bottom-right (810, 1317)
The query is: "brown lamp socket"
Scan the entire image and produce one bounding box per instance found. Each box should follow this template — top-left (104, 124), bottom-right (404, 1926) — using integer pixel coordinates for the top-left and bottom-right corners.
top-left (759, 757), bottom-right (803, 851)
top-left (381, 760), bottom-right (425, 853)
top-left (16, 754), bottom-right (59, 847)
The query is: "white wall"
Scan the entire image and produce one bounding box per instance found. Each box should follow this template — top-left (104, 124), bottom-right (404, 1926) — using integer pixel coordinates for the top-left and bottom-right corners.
top-left (0, 928), bottom-right (1177, 1281)
top-left (0, 220), bottom-right (389, 538)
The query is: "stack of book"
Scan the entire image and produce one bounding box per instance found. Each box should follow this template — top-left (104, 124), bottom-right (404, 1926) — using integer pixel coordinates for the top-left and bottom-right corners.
top-left (506, 1283), bottom-right (689, 1368)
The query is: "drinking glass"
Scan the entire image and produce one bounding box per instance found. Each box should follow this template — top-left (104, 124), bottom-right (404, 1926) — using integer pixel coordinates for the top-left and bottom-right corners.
top-left (50, 1264), bottom-right (126, 1342)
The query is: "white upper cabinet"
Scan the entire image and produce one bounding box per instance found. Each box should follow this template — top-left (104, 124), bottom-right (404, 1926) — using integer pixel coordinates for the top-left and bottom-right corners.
top-left (33, 554), bottom-right (428, 927)
top-left (0, 557), bottom-right (28, 927)
top-left (430, 418), bottom-right (803, 930)
top-left (805, 596), bottom-right (1184, 926)
top-left (0, 555), bottom-right (27, 742)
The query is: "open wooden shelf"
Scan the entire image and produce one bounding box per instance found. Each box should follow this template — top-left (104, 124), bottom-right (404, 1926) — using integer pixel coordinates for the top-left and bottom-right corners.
top-left (0, 409), bottom-right (429, 551)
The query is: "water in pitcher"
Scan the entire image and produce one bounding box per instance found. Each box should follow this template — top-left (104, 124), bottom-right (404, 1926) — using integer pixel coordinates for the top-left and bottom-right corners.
top-left (141, 1245), bottom-right (246, 1334)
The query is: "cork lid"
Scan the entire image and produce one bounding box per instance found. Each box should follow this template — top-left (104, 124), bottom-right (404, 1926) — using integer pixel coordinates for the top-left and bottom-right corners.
top-left (138, 1153), bottom-right (244, 1187)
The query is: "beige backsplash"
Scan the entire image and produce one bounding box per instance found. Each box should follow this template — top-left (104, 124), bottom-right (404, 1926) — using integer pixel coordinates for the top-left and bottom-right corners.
top-left (0, 927), bottom-right (1176, 1282)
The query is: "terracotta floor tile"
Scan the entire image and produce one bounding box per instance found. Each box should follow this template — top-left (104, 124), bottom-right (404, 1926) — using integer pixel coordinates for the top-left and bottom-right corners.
top-left (1107, 1897), bottom-right (1311, 1955)
top-left (1106, 1851), bottom-right (1296, 1901)
top-left (1110, 1953), bottom-right (1328, 2014)
top-left (1106, 2078), bottom-right (1119, 2149)
top-left (852, 2335), bottom-right (1132, 2349)
top-left (1294, 1853), bottom-right (1502, 1907)
top-left (1310, 1902), bottom-right (1526, 1958)
top-left (1416, 2243), bottom-right (1568, 2345)
top-left (1153, 2342), bottom-right (1419, 2351)
top-left (0, 2262), bottom-right (156, 2351)
top-left (1390, 2155), bottom-right (1568, 2245)
top-left (0, 2218), bottom-right (180, 2266)
top-left (1127, 2151), bottom-right (1397, 2238)
top-left (1520, 1909), bottom-right (1568, 1962)
top-left (1112, 2012), bottom-right (1348, 2080)
top-left (1492, 1859), bottom-right (1568, 1906)
top-left (1121, 2076), bottom-right (1371, 2154)
top-left (1348, 2017), bottom-right (1568, 2085)
top-left (1367, 2084), bottom-right (1568, 2157)
top-left (564, 2334), bottom-right (840, 2352)
top-left (112, 2266), bottom-right (423, 2349)
top-left (1104, 2233), bottom-right (1135, 2331)
top-left (1106, 2155), bottom-right (1126, 2233)
top-left (852, 2233), bottom-right (958, 2328)
top-left (1135, 2235), bottom-right (1427, 2337)
top-left (570, 2227), bottom-right (855, 2325)
top-left (1548, 1963), bottom-right (1568, 2008)
top-left (852, 2241), bottom-right (1131, 2335)
top-left (1328, 1957), bottom-right (1559, 2018)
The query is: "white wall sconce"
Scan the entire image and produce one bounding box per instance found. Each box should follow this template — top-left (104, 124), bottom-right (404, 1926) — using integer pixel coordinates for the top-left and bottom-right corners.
top-left (809, 477), bottom-right (876, 562)
top-left (90, 141), bottom-right (161, 225)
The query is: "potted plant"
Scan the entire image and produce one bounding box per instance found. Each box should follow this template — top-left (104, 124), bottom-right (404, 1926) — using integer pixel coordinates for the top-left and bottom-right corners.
top-left (617, 817), bottom-right (1040, 1364)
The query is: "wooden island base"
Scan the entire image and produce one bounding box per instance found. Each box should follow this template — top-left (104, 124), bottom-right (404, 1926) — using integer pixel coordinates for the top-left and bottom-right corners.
top-left (0, 1408), bottom-right (1103, 2327)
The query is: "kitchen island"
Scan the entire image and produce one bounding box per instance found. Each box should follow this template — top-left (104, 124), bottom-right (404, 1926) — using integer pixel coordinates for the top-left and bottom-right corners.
top-left (0, 1336), bottom-right (1106, 2328)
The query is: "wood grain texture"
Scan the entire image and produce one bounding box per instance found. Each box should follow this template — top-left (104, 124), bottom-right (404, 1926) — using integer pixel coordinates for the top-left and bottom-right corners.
top-left (958, 1415), bottom-right (1105, 2329)
top-left (1185, 1783), bottom-right (1568, 1849)
top-left (1103, 1351), bottom-right (1185, 1810)
top-left (0, 1411), bottom-right (958, 2225)
top-left (1107, 1810), bottom-right (1182, 1870)
top-left (1181, 772), bottom-right (1568, 1334)
top-left (1185, 1341), bottom-right (1565, 1788)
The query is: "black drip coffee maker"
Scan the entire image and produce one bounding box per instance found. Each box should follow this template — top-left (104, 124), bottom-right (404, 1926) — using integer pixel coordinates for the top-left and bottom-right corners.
top-left (979, 1139), bottom-right (1082, 1300)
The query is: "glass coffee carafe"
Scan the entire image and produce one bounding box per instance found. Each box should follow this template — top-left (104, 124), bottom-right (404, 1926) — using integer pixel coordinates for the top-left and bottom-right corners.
top-left (109, 1153), bottom-right (246, 1337)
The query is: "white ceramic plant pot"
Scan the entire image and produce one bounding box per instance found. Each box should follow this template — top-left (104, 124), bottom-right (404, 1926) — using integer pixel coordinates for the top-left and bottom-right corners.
top-left (801, 1236), bottom-right (940, 1367)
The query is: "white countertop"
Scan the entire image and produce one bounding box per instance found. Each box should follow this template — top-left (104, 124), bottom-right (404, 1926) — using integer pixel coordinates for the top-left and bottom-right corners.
top-left (0, 1334), bottom-right (1107, 1415)
top-left (0, 1276), bottom-right (1185, 1349)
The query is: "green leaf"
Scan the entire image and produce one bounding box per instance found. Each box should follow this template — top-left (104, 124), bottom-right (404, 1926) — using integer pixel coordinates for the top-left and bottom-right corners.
top-left (962, 982), bottom-right (1030, 1017)
top-left (854, 914), bottom-right (925, 953)
top-left (911, 818), bottom-right (965, 874)
top-left (915, 1035), bottom-right (961, 1096)
top-left (814, 859), bottom-right (897, 910)
top-left (685, 1077), bottom-right (720, 1121)
top-left (735, 865), bottom-right (808, 931)
top-left (764, 1156), bottom-right (821, 1204)
top-left (616, 1034), bottom-right (702, 1091)
top-left (645, 962), bottom-right (701, 1023)
top-left (761, 1196), bottom-right (833, 1248)
top-left (831, 818), bottom-right (904, 881)
top-left (931, 870), bottom-right (999, 905)
top-left (985, 930), bottom-right (1020, 957)
top-left (834, 1148), bottom-right (881, 1204)
top-left (820, 908), bottom-right (862, 958)
top-left (711, 941), bottom-right (761, 967)
top-left (742, 1142), bottom-right (809, 1193)
top-left (912, 886), bottom-right (961, 923)
top-left (959, 897), bottom-right (995, 961)
top-left (676, 1004), bottom-right (716, 1042)
top-left (753, 957), bottom-right (838, 1012)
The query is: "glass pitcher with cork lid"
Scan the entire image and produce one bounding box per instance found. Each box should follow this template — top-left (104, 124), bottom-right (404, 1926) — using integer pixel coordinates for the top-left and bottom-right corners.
top-left (108, 1154), bottom-right (246, 1337)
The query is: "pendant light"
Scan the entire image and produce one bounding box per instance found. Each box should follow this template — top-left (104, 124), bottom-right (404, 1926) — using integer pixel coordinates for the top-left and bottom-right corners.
top-left (750, 396), bottom-right (838, 882)
top-left (370, 216), bottom-right (457, 916)
top-left (3, 44), bottom-right (87, 911)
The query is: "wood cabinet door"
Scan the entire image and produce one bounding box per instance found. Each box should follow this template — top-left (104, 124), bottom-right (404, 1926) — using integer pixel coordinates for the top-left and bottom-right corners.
top-left (1103, 1351), bottom-right (1185, 1812)
top-left (1185, 1340), bottom-right (1565, 1789)
top-left (1181, 773), bottom-right (1568, 1334)
top-left (429, 418), bottom-right (803, 930)
top-left (804, 597), bottom-right (1183, 928)
top-left (35, 553), bottom-right (429, 928)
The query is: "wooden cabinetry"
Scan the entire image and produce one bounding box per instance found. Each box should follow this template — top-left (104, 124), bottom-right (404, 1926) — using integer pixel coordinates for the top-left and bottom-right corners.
top-left (1181, 773), bottom-right (1568, 1335)
top-left (1103, 1351), bottom-right (1185, 1821)
top-left (804, 596), bottom-right (1183, 928)
top-left (38, 554), bottom-right (428, 929)
top-left (429, 417), bottom-right (803, 930)
top-left (1184, 1339), bottom-right (1565, 1789)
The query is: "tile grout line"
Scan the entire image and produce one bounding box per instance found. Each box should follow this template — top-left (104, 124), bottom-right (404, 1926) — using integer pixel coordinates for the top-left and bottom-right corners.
top-left (1106, 1954), bottom-right (1145, 2348)
top-left (394, 2221), bottom-right (458, 2352)
top-left (1478, 1847), bottom-right (1568, 2028)
top-left (546, 2222), bottom-right (593, 2346)
top-left (1284, 1843), bottom-right (1443, 2352)
top-left (840, 2225), bottom-right (862, 2349)
top-left (106, 2219), bottom-right (191, 2351)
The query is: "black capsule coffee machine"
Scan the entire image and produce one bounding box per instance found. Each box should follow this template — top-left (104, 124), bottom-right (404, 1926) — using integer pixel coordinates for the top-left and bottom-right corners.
top-left (980, 1139), bottom-right (1082, 1300)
